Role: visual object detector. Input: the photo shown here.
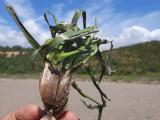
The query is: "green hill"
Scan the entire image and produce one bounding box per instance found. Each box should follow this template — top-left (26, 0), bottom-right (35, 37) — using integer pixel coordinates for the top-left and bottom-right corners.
top-left (0, 41), bottom-right (160, 81)
top-left (110, 40), bottom-right (160, 75)
top-left (0, 46), bottom-right (44, 76)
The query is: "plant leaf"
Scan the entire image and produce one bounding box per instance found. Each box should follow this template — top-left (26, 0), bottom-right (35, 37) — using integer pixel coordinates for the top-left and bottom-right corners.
top-left (71, 10), bottom-right (86, 28)
top-left (96, 50), bottom-right (107, 83)
top-left (6, 5), bottom-right (41, 50)
top-left (44, 12), bottom-right (58, 37)
top-left (31, 48), bottom-right (41, 61)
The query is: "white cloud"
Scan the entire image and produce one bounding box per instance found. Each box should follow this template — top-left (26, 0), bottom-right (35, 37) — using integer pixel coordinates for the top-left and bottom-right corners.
top-left (0, 22), bottom-right (29, 47)
top-left (1, 0), bottom-right (160, 49)
top-left (83, 1), bottom-right (160, 49)
top-left (5, 0), bottom-right (35, 20)
top-left (0, 0), bottom-right (50, 47)
top-left (113, 26), bottom-right (160, 47)
top-left (23, 19), bottom-right (50, 44)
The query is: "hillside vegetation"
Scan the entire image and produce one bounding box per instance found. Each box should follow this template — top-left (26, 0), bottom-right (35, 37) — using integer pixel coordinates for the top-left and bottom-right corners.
top-left (111, 40), bottom-right (160, 75)
top-left (0, 41), bottom-right (160, 81)
top-left (0, 46), bottom-right (43, 75)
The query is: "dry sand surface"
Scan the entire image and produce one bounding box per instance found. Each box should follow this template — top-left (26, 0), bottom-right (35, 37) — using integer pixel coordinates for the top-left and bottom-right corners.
top-left (0, 78), bottom-right (160, 120)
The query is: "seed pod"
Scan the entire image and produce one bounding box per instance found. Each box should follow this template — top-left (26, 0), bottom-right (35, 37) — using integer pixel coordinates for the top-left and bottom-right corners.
top-left (40, 114), bottom-right (56, 120)
top-left (39, 63), bottom-right (72, 117)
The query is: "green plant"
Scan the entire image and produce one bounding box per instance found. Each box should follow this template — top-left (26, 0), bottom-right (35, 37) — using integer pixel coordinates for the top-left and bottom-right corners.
top-left (6, 5), bottom-right (112, 120)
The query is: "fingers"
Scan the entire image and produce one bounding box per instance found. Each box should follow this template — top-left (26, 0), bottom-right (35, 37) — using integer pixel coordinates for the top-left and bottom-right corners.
top-left (1, 105), bottom-right (79, 120)
top-left (0, 104), bottom-right (41, 120)
top-left (0, 112), bottom-right (16, 120)
top-left (40, 111), bottom-right (79, 120)
top-left (15, 104), bottom-right (41, 120)
top-left (58, 111), bottom-right (79, 120)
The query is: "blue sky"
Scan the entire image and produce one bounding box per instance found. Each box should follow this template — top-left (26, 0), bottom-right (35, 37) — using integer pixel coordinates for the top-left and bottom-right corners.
top-left (0, 0), bottom-right (160, 49)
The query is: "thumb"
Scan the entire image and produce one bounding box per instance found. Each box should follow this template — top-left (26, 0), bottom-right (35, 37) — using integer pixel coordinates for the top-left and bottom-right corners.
top-left (15, 104), bottom-right (41, 120)
top-left (1, 104), bottom-right (42, 120)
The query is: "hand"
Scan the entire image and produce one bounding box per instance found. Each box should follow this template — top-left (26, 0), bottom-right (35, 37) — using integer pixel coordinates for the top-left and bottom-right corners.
top-left (0, 104), bottom-right (79, 120)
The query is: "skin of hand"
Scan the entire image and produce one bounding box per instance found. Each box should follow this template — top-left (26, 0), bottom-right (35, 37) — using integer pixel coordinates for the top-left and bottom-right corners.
top-left (0, 104), bottom-right (79, 120)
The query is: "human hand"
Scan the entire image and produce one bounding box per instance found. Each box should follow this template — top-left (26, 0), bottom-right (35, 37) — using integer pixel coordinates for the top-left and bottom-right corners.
top-left (0, 104), bottom-right (79, 120)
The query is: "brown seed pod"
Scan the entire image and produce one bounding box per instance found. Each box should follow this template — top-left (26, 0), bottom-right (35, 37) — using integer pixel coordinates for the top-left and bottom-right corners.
top-left (40, 114), bottom-right (56, 120)
top-left (39, 63), bottom-right (72, 117)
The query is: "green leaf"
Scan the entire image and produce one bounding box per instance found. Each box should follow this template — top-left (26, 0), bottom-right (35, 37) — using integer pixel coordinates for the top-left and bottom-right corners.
top-left (44, 12), bottom-right (58, 37)
top-left (31, 48), bottom-right (41, 61)
top-left (71, 10), bottom-right (86, 28)
top-left (59, 26), bottom-right (98, 42)
top-left (44, 12), bottom-right (58, 25)
top-left (6, 5), bottom-right (41, 50)
top-left (47, 49), bottom-right (84, 65)
top-left (42, 38), bottom-right (63, 50)
top-left (69, 41), bottom-right (98, 71)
